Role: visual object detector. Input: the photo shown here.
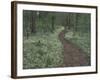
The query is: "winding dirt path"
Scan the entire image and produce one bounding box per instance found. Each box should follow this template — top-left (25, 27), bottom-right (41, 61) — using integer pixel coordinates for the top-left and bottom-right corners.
top-left (58, 30), bottom-right (90, 67)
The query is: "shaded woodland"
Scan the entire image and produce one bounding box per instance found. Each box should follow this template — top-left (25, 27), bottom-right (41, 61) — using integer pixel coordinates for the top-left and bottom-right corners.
top-left (23, 10), bottom-right (91, 69)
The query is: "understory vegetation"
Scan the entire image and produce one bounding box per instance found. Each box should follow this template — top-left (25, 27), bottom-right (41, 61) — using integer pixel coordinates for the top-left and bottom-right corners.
top-left (23, 27), bottom-right (64, 69)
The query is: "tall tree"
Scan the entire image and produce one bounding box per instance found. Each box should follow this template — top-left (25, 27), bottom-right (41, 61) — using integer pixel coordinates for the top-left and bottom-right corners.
top-left (30, 11), bottom-right (37, 33)
top-left (51, 15), bottom-right (55, 32)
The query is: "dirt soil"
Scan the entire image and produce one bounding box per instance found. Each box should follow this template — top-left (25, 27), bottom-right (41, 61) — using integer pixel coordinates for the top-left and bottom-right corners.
top-left (58, 30), bottom-right (90, 67)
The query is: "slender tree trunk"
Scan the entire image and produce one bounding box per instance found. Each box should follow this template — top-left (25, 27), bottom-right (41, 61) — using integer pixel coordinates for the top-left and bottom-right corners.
top-left (31, 11), bottom-right (37, 34)
top-left (51, 15), bottom-right (55, 32)
top-left (73, 14), bottom-right (77, 36)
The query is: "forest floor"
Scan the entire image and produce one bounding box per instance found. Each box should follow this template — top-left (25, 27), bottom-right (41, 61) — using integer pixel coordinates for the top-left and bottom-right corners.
top-left (23, 28), bottom-right (90, 69)
top-left (58, 30), bottom-right (90, 67)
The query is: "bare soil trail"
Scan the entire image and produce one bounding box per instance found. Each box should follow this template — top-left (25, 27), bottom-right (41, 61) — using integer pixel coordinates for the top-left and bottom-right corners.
top-left (58, 30), bottom-right (90, 67)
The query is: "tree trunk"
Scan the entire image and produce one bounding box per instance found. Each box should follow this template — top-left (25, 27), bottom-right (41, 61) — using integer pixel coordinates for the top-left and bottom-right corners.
top-left (31, 11), bottom-right (37, 33)
top-left (51, 15), bottom-right (55, 32)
